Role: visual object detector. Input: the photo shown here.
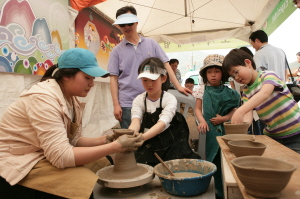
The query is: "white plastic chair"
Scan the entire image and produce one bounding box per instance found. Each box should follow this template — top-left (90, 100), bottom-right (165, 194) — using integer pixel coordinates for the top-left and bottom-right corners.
top-left (167, 89), bottom-right (206, 160)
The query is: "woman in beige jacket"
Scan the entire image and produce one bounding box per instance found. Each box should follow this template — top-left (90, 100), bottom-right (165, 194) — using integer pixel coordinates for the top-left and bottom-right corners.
top-left (0, 48), bottom-right (143, 199)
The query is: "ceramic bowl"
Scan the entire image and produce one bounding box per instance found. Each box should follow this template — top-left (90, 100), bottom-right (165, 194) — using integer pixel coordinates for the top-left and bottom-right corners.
top-left (153, 159), bottom-right (216, 196)
top-left (231, 156), bottom-right (296, 198)
top-left (222, 134), bottom-right (255, 147)
top-left (228, 140), bottom-right (266, 157)
top-left (224, 122), bottom-right (249, 134)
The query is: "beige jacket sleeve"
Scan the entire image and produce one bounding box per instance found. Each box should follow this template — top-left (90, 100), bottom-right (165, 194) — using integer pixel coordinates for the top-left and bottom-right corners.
top-left (27, 94), bottom-right (76, 168)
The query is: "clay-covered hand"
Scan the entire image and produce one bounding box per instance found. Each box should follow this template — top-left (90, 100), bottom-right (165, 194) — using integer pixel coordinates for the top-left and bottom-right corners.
top-left (133, 131), bottom-right (140, 137)
top-left (116, 133), bottom-right (144, 150)
top-left (106, 134), bottom-right (115, 144)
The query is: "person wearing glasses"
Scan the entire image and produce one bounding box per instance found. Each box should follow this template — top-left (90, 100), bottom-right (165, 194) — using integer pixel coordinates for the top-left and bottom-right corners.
top-left (108, 6), bottom-right (191, 129)
top-left (223, 49), bottom-right (300, 154)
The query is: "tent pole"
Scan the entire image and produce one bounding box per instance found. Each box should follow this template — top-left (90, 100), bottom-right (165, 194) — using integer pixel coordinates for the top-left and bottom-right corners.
top-left (184, 0), bottom-right (187, 17)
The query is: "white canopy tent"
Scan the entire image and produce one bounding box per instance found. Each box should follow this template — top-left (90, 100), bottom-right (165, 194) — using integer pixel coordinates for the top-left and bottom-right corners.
top-left (95, 0), bottom-right (280, 45)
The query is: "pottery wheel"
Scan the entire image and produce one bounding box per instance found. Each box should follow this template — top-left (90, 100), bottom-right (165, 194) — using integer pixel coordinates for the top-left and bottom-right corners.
top-left (97, 163), bottom-right (154, 188)
top-left (97, 129), bottom-right (154, 188)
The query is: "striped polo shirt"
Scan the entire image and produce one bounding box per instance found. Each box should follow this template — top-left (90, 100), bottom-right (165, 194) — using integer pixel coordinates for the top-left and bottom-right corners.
top-left (242, 71), bottom-right (300, 139)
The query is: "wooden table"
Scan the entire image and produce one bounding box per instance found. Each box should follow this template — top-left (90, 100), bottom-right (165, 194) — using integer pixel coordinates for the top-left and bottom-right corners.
top-left (217, 135), bottom-right (300, 199)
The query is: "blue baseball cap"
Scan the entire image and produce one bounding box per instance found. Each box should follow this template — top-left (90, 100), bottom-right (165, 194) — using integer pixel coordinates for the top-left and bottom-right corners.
top-left (58, 48), bottom-right (109, 77)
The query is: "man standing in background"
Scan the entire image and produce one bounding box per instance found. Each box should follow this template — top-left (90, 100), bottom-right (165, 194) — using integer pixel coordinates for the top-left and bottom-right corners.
top-left (249, 30), bottom-right (288, 82)
top-left (108, 6), bottom-right (190, 129)
top-left (169, 59), bottom-right (181, 89)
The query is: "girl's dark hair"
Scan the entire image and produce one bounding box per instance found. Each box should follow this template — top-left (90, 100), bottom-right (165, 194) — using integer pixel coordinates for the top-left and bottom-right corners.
top-left (40, 64), bottom-right (80, 83)
top-left (138, 57), bottom-right (170, 91)
top-left (202, 66), bottom-right (227, 84)
top-left (222, 49), bottom-right (256, 74)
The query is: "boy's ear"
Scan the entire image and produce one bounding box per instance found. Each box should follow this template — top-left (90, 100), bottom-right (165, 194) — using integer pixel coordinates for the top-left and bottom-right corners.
top-left (244, 59), bottom-right (253, 68)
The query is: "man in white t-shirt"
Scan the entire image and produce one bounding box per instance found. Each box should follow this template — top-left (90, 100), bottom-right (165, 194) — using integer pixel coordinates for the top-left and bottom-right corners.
top-left (249, 30), bottom-right (288, 82)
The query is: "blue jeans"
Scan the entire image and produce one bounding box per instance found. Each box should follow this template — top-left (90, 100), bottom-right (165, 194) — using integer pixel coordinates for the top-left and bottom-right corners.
top-left (120, 107), bottom-right (132, 129)
top-left (272, 133), bottom-right (300, 154)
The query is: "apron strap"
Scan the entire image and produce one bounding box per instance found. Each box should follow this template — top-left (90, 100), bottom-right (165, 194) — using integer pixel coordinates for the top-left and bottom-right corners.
top-left (144, 91), bottom-right (165, 111)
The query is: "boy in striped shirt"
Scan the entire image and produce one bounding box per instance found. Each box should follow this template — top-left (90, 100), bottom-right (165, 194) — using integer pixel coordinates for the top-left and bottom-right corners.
top-left (222, 49), bottom-right (300, 153)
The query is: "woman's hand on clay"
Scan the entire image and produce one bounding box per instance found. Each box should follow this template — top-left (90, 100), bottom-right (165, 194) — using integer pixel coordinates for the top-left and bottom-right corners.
top-left (106, 134), bottom-right (115, 144)
top-left (210, 114), bottom-right (224, 126)
top-left (115, 133), bottom-right (144, 151)
top-left (197, 122), bottom-right (209, 134)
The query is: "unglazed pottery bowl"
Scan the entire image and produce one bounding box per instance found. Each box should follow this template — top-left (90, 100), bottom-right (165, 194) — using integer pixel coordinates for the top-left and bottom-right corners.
top-left (153, 159), bottom-right (216, 196)
top-left (228, 140), bottom-right (266, 157)
top-left (231, 156), bottom-right (296, 198)
top-left (224, 122), bottom-right (249, 134)
top-left (222, 134), bottom-right (255, 147)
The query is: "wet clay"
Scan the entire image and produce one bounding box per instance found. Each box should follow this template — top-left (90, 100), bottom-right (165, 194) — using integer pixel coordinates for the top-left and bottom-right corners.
top-left (168, 172), bottom-right (203, 178)
top-left (97, 129), bottom-right (154, 188)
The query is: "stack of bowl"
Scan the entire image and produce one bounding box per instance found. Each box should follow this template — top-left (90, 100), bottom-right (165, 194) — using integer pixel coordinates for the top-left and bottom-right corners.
top-left (153, 159), bottom-right (216, 196)
top-left (227, 140), bottom-right (266, 157)
top-left (231, 156), bottom-right (296, 198)
top-left (222, 134), bottom-right (254, 147)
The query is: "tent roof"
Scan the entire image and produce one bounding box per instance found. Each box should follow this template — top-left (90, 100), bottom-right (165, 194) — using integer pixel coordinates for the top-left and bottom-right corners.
top-left (94, 0), bottom-right (280, 45)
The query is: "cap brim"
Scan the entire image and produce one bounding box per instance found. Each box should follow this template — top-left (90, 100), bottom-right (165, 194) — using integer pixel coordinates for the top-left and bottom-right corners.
top-left (137, 72), bottom-right (160, 80)
top-left (81, 67), bottom-right (109, 77)
top-left (113, 14), bottom-right (139, 25)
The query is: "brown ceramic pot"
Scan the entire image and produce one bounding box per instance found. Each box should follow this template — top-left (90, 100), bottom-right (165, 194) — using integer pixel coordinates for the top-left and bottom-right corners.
top-left (227, 140), bottom-right (266, 157)
top-left (222, 134), bottom-right (255, 147)
top-left (231, 156), bottom-right (296, 198)
top-left (224, 122), bottom-right (249, 134)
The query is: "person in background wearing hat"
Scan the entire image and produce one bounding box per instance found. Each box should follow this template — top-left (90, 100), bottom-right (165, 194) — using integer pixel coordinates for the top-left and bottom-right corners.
top-left (194, 54), bottom-right (240, 199)
top-left (223, 49), bottom-right (300, 154)
top-left (0, 48), bottom-right (144, 199)
top-left (128, 57), bottom-right (200, 167)
top-left (108, 6), bottom-right (191, 129)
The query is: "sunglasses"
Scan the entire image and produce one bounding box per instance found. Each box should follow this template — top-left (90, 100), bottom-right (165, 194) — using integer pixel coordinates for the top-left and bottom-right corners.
top-left (119, 23), bottom-right (134, 28)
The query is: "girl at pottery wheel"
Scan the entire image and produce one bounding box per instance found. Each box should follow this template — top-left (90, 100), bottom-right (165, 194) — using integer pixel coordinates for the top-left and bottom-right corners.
top-left (194, 54), bottom-right (240, 199)
top-left (128, 57), bottom-right (200, 167)
top-left (0, 48), bottom-right (144, 199)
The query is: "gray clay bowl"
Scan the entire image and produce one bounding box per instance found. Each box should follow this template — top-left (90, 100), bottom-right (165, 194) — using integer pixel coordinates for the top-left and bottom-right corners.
top-left (231, 156), bottom-right (296, 198)
top-left (224, 122), bottom-right (249, 134)
top-left (228, 140), bottom-right (266, 157)
top-left (222, 134), bottom-right (255, 147)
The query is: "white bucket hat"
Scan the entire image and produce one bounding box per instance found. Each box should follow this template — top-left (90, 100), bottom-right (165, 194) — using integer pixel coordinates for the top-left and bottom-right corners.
top-left (113, 13), bottom-right (139, 25)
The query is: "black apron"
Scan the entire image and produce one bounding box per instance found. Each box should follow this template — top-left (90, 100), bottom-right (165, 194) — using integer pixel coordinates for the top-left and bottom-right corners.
top-left (135, 92), bottom-right (200, 167)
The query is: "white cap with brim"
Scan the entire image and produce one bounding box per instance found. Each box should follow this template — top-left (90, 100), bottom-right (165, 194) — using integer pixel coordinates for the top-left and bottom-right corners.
top-left (137, 65), bottom-right (166, 80)
top-left (113, 13), bottom-right (139, 25)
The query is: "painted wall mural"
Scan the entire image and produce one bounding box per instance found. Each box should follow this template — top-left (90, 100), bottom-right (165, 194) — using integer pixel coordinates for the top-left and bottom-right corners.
top-left (0, 0), bottom-right (69, 75)
top-left (75, 7), bottom-right (123, 70)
